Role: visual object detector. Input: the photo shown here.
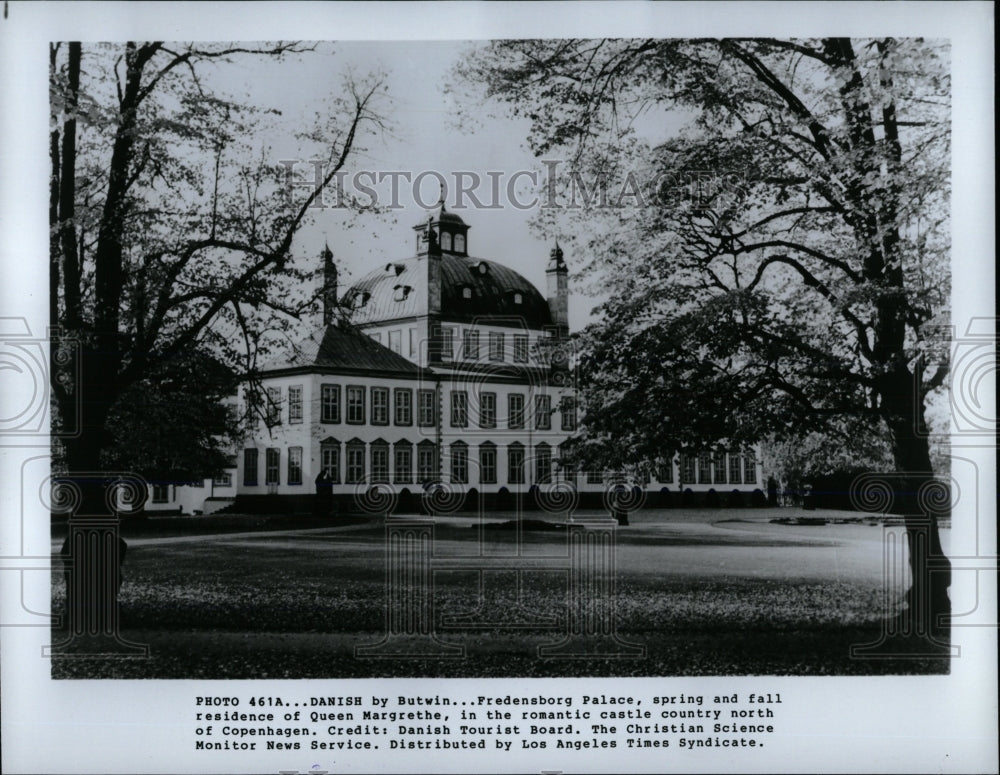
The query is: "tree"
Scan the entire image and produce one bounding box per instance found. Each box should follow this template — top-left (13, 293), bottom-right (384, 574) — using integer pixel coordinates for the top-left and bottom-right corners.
top-left (50, 41), bottom-right (385, 485)
top-left (460, 38), bottom-right (951, 633)
top-left (100, 347), bottom-right (238, 485)
top-left (49, 41), bottom-right (385, 640)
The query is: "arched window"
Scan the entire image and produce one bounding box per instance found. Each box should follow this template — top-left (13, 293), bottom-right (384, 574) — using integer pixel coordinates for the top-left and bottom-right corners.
top-left (441, 231), bottom-right (453, 252)
top-left (346, 439), bottom-right (365, 484)
top-left (417, 440), bottom-right (437, 484)
top-left (507, 442), bottom-right (525, 485)
top-left (462, 286), bottom-right (472, 299)
top-left (393, 440), bottom-right (413, 484)
top-left (534, 443), bottom-right (552, 484)
top-left (450, 441), bottom-right (468, 484)
top-left (479, 442), bottom-right (497, 484)
top-left (454, 233), bottom-right (466, 253)
top-left (320, 437), bottom-right (340, 483)
top-left (371, 439), bottom-right (389, 483)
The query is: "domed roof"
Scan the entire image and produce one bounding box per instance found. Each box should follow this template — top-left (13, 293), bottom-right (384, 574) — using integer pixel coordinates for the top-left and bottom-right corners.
top-left (415, 201), bottom-right (466, 227)
top-left (437, 210), bottom-right (466, 225)
top-left (344, 254), bottom-right (553, 330)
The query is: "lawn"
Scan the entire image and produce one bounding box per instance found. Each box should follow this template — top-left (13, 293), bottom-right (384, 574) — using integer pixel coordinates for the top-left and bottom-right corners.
top-left (49, 508), bottom-right (952, 678)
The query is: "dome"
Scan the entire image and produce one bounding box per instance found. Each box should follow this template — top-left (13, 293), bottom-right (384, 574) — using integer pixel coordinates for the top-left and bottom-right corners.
top-left (344, 254), bottom-right (553, 330)
top-left (437, 210), bottom-right (466, 225)
top-left (414, 201), bottom-right (466, 227)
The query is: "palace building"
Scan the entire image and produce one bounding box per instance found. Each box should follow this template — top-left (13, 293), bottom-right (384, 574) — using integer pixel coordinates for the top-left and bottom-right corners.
top-left (145, 206), bottom-right (762, 515)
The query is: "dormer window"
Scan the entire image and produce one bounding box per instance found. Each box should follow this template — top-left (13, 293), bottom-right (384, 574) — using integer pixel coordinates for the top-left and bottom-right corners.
top-left (513, 292), bottom-right (523, 305)
top-left (385, 262), bottom-right (404, 276)
top-left (354, 290), bottom-right (371, 309)
top-left (393, 284), bottom-right (412, 302)
top-left (462, 286), bottom-right (473, 299)
top-left (471, 261), bottom-right (489, 276)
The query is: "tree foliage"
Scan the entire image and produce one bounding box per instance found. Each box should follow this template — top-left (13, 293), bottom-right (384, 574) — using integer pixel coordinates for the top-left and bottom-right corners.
top-left (459, 38), bottom-right (950, 480)
top-left (100, 348), bottom-right (238, 482)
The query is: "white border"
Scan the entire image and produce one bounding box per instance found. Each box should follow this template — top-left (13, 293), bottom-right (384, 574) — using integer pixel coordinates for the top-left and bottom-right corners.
top-left (1, 3), bottom-right (995, 774)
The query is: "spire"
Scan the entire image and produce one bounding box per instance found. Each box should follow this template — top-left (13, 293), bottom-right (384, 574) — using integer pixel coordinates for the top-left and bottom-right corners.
top-left (322, 243), bottom-right (338, 326)
top-left (546, 239), bottom-right (569, 337)
top-left (548, 239), bottom-right (565, 269)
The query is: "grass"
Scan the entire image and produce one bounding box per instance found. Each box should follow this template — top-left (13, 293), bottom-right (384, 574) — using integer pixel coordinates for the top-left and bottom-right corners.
top-left (49, 508), bottom-right (952, 678)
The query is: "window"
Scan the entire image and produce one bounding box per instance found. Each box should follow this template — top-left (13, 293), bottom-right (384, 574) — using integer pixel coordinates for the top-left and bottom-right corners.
top-left (440, 327), bottom-right (454, 361)
top-left (507, 444), bottom-right (525, 485)
top-left (698, 452), bottom-right (712, 484)
top-left (535, 444), bottom-right (552, 484)
top-left (560, 397), bottom-right (577, 431)
top-left (152, 484), bottom-right (169, 504)
top-left (680, 454), bottom-right (696, 485)
top-left (657, 458), bottom-right (673, 483)
top-left (559, 444), bottom-right (577, 485)
top-left (461, 286), bottom-right (472, 299)
top-left (392, 285), bottom-right (411, 302)
top-left (534, 394), bottom-right (552, 430)
top-left (713, 451), bottom-right (727, 485)
top-left (729, 453), bottom-right (743, 485)
top-left (321, 443), bottom-right (340, 483)
top-left (213, 473), bottom-right (232, 487)
top-left (454, 233), bottom-right (465, 253)
top-left (508, 393), bottom-right (525, 429)
top-left (266, 386), bottom-right (282, 426)
top-left (479, 392), bottom-right (496, 428)
top-left (441, 231), bottom-right (453, 252)
top-left (288, 446), bottom-right (303, 485)
top-left (265, 448), bottom-right (280, 486)
top-left (586, 469), bottom-right (603, 485)
top-left (394, 388), bottom-right (412, 426)
top-left (388, 330), bottom-right (402, 354)
top-left (417, 442), bottom-right (437, 483)
top-left (489, 332), bottom-right (505, 361)
top-left (347, 386), bottom-right (365, 424)
top-left (408, 328), bottom-right (418, 358)
top-left (243, 448), bottom-right (259, 486)
top-left (450, 442), bottom-right (468, 484)
top-left (288, 385), bottom-right (303, 423)
top-left (371, 387), bottom-right (389, 425)
top-left (393, 441), bottom-right (412, 484)
top-left (479, 443), bottom-right (497, 484)
top-left (371, 441), bottom-right (389, 483)
top-left (744, 454), bottom-right (757, 484)
top-left (321, 384), bottom-right (341, 423)
top-left (513, 335), bottom-right (532, 364)
top-left (463, 329), bottom-right (480, 360)
top-left (418, 389), bottom-right (436, 427)
top-left (513, 292), bottom-right (523, 305)
top-left (346, 441), bottom-right (365, 484)
top-left (450, 390), bottom-right (468, 428)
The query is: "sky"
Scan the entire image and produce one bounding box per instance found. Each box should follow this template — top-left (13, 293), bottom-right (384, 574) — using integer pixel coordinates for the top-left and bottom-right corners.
top-left (223, 40), bottom-right (598, 333)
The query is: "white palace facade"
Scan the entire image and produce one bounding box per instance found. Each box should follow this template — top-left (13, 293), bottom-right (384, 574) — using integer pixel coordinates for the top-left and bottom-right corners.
top-left (145, 207), bottom-right (762, 515)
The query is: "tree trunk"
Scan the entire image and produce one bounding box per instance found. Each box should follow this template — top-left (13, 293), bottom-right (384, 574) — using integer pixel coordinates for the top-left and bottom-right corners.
top-left (53, 344), bottom-right (133, 652)
top-left (880, 366), bottom-right (951, 639)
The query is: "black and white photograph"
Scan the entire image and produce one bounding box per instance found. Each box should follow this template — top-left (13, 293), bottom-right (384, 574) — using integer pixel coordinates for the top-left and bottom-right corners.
top-left (1, 2), bottom-right (995, 774)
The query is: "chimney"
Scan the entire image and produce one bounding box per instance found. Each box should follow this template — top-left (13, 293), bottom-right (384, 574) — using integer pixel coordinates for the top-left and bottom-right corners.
top-left (322, 243), bottom-right (338, 326)
top-left (546, 240), bottom-right (569, 337)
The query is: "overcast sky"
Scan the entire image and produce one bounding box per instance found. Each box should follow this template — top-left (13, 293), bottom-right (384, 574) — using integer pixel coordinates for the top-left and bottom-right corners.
top-left (227, 41), bottom-right (596, 332)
